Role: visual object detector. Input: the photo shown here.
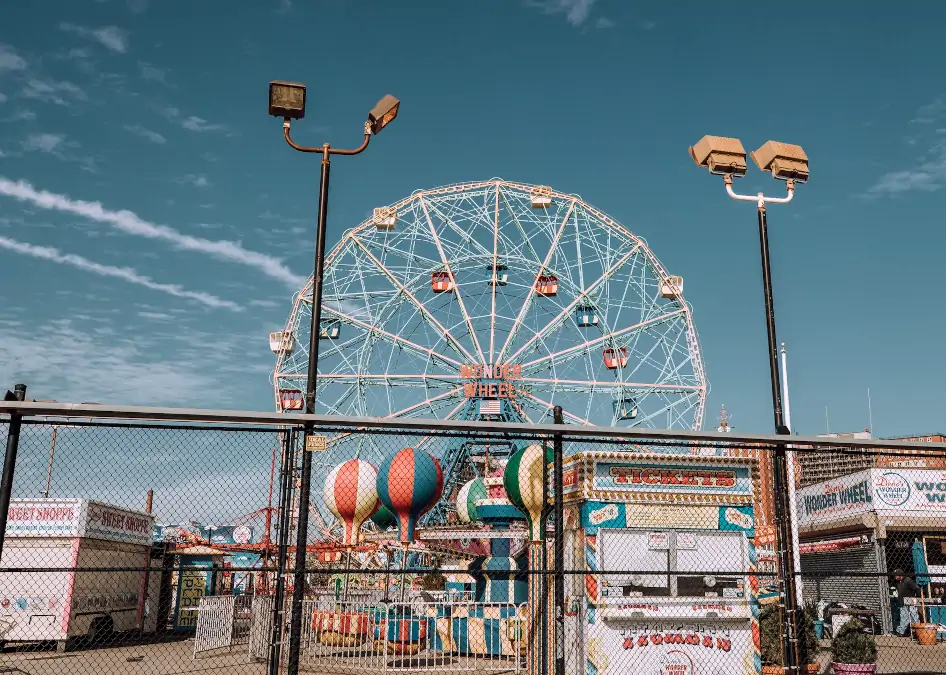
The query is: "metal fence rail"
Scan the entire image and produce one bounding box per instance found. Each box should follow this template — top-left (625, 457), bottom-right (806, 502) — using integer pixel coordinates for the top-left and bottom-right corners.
top-left (1, 400), bottom-right (945, 675)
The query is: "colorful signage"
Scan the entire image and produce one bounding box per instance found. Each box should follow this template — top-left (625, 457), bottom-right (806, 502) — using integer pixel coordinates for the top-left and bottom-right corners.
top-left (5, 499), bottom-right (154, 546)
top-left (587, 622), bottom-right (753, 675)
top-left (460, 363), bottom-right (522, 399)
top-left (797, 469), bottom-right (946, 527)
top-left (592, 462), bottom-right (753, 500)
top-left (581, 502), bottom-right (724, 535)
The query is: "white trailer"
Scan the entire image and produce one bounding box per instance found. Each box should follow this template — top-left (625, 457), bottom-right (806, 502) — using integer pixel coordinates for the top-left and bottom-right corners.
top-left (0, 498), bottom-right (159, 651)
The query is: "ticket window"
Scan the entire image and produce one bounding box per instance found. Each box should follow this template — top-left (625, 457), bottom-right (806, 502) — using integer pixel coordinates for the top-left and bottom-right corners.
top-left (598, 529), bottom-right (745, 599)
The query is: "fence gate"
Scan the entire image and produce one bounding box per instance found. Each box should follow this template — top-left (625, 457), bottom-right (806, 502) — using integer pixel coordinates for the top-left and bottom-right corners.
top-left (193, 596), bottom-right (237, 658)
top-left (248, 595), bottom-right (274, 661)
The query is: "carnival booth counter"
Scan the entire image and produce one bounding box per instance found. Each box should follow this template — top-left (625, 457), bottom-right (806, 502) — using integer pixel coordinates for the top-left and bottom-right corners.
top-left (561, 450), bottom-right (761, 675)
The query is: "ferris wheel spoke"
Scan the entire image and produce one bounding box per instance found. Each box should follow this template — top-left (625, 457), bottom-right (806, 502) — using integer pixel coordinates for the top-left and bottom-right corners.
top-left (319, 387), bottom-right (465, 449)
top-left (521, 309), bottom-right (686, 373)
top-left (497, 199), bottom-right (576, 362)
top-left (313, 373), bottom-right (460, 388)
top-left (506, 397), bottom-right (536, 424)
top-left (490, 182), bottom-right (500, 363)
top-left (421, 198), bottom-right (493, 258)
top-left (521, 377), bottom-right (703, 393)
top-left (420, 196), bottom-right (487, 363)
top-left (351, 236), bottom-right (478, 363)
top-left (506, 244), bottom-right (641, 364)
top-left (321, 304), bottom-right (462, 370)
top-left (516, 388), bottom-right (593, 426)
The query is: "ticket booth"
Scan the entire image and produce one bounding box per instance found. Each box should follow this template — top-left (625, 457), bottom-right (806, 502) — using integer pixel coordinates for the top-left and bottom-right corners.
top-left (561, 451), bottom-right (761, 675)
top-left (169, 545), bottom-right (225, 631)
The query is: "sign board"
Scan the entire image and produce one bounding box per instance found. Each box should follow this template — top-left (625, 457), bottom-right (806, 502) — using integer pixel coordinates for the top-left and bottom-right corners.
top-left (591, 461), bottom-right (754, 503)
top-left (305, 435), bottom-right (327, 452)
top-left (677, 532), bottom-right (697, 550)
top-left (587, 621), bottom-right (753, 675)
top-left (5, 499), bottom-right (154, 546)
top-left (647, 531), bottom-right (670, 550)
top-left (581, 502), bottom-right (721, 535)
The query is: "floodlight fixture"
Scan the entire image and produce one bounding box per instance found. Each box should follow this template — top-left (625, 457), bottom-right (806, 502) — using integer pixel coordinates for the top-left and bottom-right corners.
top-left (751, 141), bottom-right (809, 183)
top-left (368, 95), bottom-right (400, 135)
top-left (269, 81), bottom-right (307, 120)
top-left (688, 135), bottom-right (748, 177)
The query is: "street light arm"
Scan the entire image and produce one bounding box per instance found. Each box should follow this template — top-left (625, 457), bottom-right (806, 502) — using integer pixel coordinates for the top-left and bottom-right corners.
top-left (724, 174), bottom-right (795, 208)
top-left (282, 119), bottom-right (372, 156)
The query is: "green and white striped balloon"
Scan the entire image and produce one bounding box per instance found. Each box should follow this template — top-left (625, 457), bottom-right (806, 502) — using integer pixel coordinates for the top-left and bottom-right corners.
top-left (456, 477), bottom-right (487, 523)
top-left (503, 443), bottom-right (552, 541)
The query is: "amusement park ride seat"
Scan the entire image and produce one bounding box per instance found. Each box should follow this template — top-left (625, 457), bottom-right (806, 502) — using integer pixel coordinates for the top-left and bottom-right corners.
top-left (269, 331), bottom-right (293, 355)
top-left (614, 397), bottom-right (638, 421)
top-left (320, 321), bottom-right (341, 339)
top-left (530, 185), bottom-right (553, 209)
top-left (535, 275), bottom-right (558, 296)
top-left (373, 207), bottom-right (397, 231)
top-left (576, 305), bottom-right (599, 327)
top-left (278, 389), bottom-right (304, 411)
top-left (660, 275), bottom-right (684, 299)
top-left (431, 271), bottom-right (455, 293)
top-left (487, 263), bottom-right (508, 286)
top-left (603, 347), bottom-right (629, 370)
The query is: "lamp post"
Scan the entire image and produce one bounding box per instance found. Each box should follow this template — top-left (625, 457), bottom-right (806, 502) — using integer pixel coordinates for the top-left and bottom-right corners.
top-left (689, 136), bottom-right (809, 673)
top-left (268, 81), bottom-right (400, 675)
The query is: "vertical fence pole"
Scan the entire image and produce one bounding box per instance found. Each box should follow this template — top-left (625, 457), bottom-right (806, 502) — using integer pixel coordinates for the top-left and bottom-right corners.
top-left (269, 428), bottom-right (296, 675)
top-left (0, 383), bottom-right (27, 561)
top-left (552, 405), bottom-right (565, 675)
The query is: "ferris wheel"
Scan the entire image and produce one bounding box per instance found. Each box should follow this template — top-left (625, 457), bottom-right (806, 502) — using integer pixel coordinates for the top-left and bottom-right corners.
top-left (270, 179), bottom-right (707, 520)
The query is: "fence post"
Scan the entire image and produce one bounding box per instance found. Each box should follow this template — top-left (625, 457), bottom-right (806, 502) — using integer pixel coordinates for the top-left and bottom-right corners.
top-left (552, 405), bottom-right (565, 675)
top-left (0, 383), bottom-right (27, 561)
top-left (269, 428), bottom-right (296, 675)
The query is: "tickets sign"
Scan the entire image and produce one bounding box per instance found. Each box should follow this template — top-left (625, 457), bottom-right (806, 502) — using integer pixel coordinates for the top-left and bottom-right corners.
top-left (592, 462), bottom-right (753, 501)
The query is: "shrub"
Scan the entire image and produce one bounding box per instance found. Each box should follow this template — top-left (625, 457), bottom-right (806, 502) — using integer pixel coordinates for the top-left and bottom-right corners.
top-left (830, 618), bottom-right (877, 665)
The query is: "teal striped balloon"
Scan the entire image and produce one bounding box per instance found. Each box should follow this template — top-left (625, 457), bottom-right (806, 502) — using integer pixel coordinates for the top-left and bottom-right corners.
top-left (456, 478), bottom-right (487, 523)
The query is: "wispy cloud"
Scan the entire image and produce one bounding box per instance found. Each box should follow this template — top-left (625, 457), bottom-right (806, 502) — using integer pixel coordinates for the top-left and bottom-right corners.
top-left (277, 0), bottom-right (292, 13)
top-left (59, 23), bottom-right (129, 54)
top-left (138, 311), bottom-right (174, 320)
top-left (127, 0), bottom-right (149, 14)
top-left (22, 132), bottom-right (71, 154)
top-left (526, 0), bottom-right (600, 26)
top-left (177, 173), bottom-right (211, 188)
top-left (138, 61), bottom-right (167, 84)
top-left (0, 235), bottom-right (242, 310)
top-left (1, 109), bottom-right (37, 123)
top-left (866, 98), bottom-right (946, 196)
top-left (0, 319), bottom-right (221, 406)
top-left (0, 93), bottom-right (7, 104)
top-left (124, 123), bottom-right (166, 144)
top-left (162, 106), bottom-right (227, 133)
top-left (0, 44), bottom-right (27, 72)
top-left (0, 178), bottom-right (306, 288)
top-left (22, 79), bottom-right (87, 106)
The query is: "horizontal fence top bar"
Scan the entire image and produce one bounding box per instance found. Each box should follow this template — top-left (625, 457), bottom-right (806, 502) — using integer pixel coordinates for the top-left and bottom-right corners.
top-left (1, 400), bottom-right (945, 452)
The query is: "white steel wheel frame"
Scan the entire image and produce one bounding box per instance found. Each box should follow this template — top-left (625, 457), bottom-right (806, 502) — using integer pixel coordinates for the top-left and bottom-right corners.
top-left (272, 179), bottom-right (707, 495)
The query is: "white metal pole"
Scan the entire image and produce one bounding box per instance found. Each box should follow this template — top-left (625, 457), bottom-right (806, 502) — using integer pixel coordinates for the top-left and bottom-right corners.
top-left (780, 343), bottom-right (805, 607)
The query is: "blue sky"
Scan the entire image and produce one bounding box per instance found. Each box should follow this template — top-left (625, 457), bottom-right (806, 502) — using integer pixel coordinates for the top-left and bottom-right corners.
top-left (0, 0), bottom-right (944, 438)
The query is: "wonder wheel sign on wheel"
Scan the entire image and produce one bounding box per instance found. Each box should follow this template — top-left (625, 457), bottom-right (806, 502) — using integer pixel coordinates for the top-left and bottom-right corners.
top-left (270, 179), bottom-right (707, 525)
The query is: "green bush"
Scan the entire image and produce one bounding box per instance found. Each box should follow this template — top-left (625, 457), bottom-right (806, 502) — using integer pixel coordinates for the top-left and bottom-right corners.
top-left (760, 603), bottom-right (820, 666)
top-left (830, 618), bottom-right (877, 665)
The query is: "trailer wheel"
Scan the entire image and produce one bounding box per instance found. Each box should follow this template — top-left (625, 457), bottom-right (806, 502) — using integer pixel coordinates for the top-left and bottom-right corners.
top-left (88, 616), bottom-right (114, 645)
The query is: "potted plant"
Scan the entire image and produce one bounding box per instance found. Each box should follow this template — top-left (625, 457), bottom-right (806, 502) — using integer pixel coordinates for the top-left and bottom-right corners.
top-left (760, 604), bottom-right (821, 674)
top-left (830, 618), bottom-right (877, 674)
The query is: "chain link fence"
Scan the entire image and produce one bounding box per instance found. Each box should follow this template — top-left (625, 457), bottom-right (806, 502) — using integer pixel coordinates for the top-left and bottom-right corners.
top-left (0, 402), bottom-right (945, 674)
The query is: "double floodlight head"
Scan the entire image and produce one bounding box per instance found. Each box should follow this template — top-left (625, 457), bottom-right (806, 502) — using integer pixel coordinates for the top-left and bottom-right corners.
top-left (689, 135), bottom-right (809, 183)
top-left (268, 81), bottom-right (400, 136)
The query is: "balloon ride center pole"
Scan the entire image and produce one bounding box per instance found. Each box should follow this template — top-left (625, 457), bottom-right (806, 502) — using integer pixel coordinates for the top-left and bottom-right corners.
top-left (342, 546), bottom-right (353, 603)
top-left (399, 543), bottom-right (409, 605)
top-left (382, 547), bottom-right (391, 602)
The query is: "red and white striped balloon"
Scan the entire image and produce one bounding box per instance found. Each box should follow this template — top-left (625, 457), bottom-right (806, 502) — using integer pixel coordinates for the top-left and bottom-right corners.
top-left (323, 459), bottom-right (379, 546)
